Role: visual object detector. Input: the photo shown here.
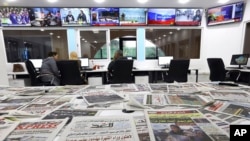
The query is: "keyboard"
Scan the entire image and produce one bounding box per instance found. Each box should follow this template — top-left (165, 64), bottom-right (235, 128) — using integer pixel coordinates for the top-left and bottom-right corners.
top-left (82, 67), bottom-right (93, 71)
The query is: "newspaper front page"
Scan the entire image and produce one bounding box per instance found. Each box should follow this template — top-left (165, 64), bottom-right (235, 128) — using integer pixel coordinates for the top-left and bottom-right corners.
top-left (60, 116), bottom-right (139, 141)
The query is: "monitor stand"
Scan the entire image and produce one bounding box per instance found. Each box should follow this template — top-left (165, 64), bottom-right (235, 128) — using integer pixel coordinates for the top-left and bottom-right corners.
top-left (238, 65), bottom-right (242, 69)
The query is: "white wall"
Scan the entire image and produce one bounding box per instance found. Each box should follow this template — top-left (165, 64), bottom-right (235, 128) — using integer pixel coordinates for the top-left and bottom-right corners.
top-left (0, 28), bottom-right (10, 86)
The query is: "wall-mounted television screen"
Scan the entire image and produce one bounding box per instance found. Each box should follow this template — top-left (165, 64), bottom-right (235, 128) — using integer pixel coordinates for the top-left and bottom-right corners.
top-left (207, 1), bottom-right (244, 26)
top-left (119, 8), bottom-right (147, 26)
top-left (147, 8), bottom-right (175, 26)
top-left (175, 8), bottom-right (203, 26)
top-left (0, 7), bottom-right (31, 26)
top-left (28, 8), bottom-right (62, 27)
top-left (91, 8), bottom-right (119, 26)
top-left (60, 8), bottom-right (90, 26)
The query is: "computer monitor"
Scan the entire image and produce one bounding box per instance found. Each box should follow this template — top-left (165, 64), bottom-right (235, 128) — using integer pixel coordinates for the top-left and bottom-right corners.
top-left (29, 59), bottom-right (42, 68)
top-left (230, 54), bottom-right (249, 68)
top-left (158, 56), bottom-right (173, 68)
top-left (80, 58), bottom-right (89, 67)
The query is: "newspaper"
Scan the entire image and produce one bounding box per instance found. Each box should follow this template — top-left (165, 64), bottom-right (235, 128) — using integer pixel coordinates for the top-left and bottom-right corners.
top-left (5, 119), bottom-right (68, 141)
top-left (82, 90), bottom-right (125, 105)
top-left (110, 84), bottom-right (138, 92)
top-left (0, 103), bottom-right (24, 114)
top-left (166, 94), bottom-right (210, 107)
top-left (0, 96), bottom-right (40, 104)
top-left (30, 95), bottom-right (63, 104)
top-left (59, 116), bottom-right (139, 141)
top-left (143, 94), bottom-right (168, 106)
top-left (133, 116), bottom-right (150, 141)
top-left (149, 84), bottom-right (168, 92)
top-left (208, 90), bottom-right (250, 102)
top-left (204, 101), bottom-right (250, 119)
top-left (0, 123), bottom-right (19, 141)
top-left (192, 117), bottom-right (229, 141)
top-left (135, 84), bottom-right (151, 92)
top-left (48, 85), bottom-right (86, 95)
top-left (145, 109), bottom-right (208, 141)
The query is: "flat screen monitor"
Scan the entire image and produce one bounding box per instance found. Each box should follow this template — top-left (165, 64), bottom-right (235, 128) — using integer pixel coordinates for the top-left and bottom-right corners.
top-left (230, 54), bottom-right (249, 68)
top-left (207, 1), bottom-right (244, 26)
top-left (158, 56), bottom-right (173, 68)
top-left (28, 7), bottom-right (62, 27)
top-left (175, 8), bottom-right (203, 26)
top-left (60, 8), bottom-right (90, 26)
top-left (0, 7), bottom-right (31, 26)
top-left (147, 8), bottom-right (175, 26)
top-left (119, 8), bottom-right (147, 26)
top-left (80, 58), bottom-right (89, 67)
top-left (29, 59), bottom-right (43, 68)
top-left (91, 8), bottom-right (119, 26)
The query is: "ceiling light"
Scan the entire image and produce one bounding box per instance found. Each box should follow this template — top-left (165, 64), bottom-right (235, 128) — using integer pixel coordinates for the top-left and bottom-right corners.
top-left (169, 32), bottom-right (173, 34)
top-left (163, 34), bottom-right (166, 37)
top-left (137, 0), bottom-right (148, 3)
top-left (40, 29), bottom-right (44, 31)
top-left (49, 32), bottom-right (54, 35)
top-left (95, 0), bottom-right (105, 3)
top-left (47, 0), bottom-right (58, 3)
top-left (218, 0), bottom-right (230, 4)
top-left (178, 0), bottom-right (190, 4)
top-left (177, 28), bottom-right (181, 31)
top-left (158, 37), bottom-right (161, 39)
top-left (81, 38), bottom-right (85, 41)
top-left (57, 36), bottom-right (60, 38)
top-left (6, 0), bottom-right (16, 2)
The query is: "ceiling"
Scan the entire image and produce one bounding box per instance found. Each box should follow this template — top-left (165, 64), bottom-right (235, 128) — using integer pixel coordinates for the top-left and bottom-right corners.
top-left (0, 0), bottom-right (246, 9)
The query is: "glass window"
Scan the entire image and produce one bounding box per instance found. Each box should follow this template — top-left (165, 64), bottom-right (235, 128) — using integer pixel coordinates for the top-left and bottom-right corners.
top-left (146, 29), bottom-right (201, 59)
top-left (3, 30), bottom-right (68, 62)
top-left (80, 30), bottom-right (107, 59)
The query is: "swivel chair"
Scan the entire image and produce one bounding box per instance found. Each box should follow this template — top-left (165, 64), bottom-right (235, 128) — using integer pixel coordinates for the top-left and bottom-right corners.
top-left (164, 59), bottom-right (190, 83)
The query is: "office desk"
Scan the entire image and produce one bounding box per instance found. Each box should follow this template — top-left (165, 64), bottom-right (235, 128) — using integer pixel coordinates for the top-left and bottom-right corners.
top-left (226, 67), bottom-right (250, 85)
top-left (82, 68), bottom-right (199, 84)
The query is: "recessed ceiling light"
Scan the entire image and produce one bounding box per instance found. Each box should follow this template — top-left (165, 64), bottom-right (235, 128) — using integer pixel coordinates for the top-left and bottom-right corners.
top-left (49, 32), bottom-right (54, 35)
top-left (137, 0), bottom-right (148, 3)
top-left (82, 38), bottom-right (85, 41)
top-left (40, 29), bottom-right (44, 31)
top-left (169, 32), bottom-right (173, 34)
top-left (47, 0), bottom-right (58, 3)
top-left (177, 28), bottom-right (181, 31)
top-left (57, 36), bottom-right (60, 38)
top-left (6, 0), bottom-right (16, 2)
top-left (178, 0), bottom-right (190, 4)
top-left (218, 0), bottom-right (230, 4)
top-left (163, 34), bottom-right (166, 37)
top-left (95, 0), bottom-right (105, 3)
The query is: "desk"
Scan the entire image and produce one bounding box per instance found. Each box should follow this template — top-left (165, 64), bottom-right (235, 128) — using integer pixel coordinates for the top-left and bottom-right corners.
top-left (226, 67), bottom-right (250, 85)
top-left (82, 68), bottom-right (199, 84)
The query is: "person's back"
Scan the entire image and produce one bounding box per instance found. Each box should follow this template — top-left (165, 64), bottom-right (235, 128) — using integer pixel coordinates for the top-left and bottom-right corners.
top-left (40, 52), bottom-right (60, 85)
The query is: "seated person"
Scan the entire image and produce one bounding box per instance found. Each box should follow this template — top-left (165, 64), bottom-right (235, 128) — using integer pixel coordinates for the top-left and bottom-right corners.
top-left (69, 51), bottom-right (81, 69)
top-left (108, 50), bottom-right (126, 82)
top-left (40, 51), bottom-right (61, 86)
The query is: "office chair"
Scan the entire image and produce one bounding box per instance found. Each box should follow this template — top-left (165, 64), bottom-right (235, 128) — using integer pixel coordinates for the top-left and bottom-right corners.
top-left (207, 58), bottom-right (240, 82)
top-left (56, 60), bottom-right (84, 85)
top-left (164, 59), bottom-right (190, 83)
top-left (25, 60), bottom-right (52, 86)
top-left (109, 59), bottom-right (134, 84)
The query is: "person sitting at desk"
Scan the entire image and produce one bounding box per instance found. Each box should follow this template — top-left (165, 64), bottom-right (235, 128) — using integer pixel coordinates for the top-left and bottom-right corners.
top-left (40, 51), bottom-right (61, 86)
top-left (108, 50), bottom-right (128, 83)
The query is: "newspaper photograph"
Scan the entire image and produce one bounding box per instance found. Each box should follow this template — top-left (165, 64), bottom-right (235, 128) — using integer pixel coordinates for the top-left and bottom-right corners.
top-left (0, 96), bottom-right (40, 104)
top-left (192, 117), bottom-right (229, 141)
top-left (30, 95), bottom-right (63, 104)
top-left (110, 84), bottom-right (138, 92)
top-left (82, 90), bottom-right (125, 105)
top-left (5, 119), bottom-right (68, 141)
top-left (135, 84), bottom-right (151, 92)
top-left (167, 94), bottom-right (209, 107)
top-left (149, 84), bottom-right (168, 92)
top-left (133, 116), bottom-right (150, 141)
top-left (59, 116), bottom-right (139, 141)
top-left (48, 85), bottom-right (85, 95)
top-left (208, 90), bottom-right (250, 102)
top-left (0, 118), bottom-right (19, 141)
top-left (145, 109), bottom-right (207, 141)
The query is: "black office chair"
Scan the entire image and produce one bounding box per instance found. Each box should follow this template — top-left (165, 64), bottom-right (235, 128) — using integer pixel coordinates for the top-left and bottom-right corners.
top-left (164, 59), bottom-right (190, 83)
top-left (110, 59), bottom-right (134, 84)
top-left (207, 58), bottom-right (240, 82)
top-left (25, 60), bottom-right (52, 86)
top-left (56, 60), bottom-right (84, 85)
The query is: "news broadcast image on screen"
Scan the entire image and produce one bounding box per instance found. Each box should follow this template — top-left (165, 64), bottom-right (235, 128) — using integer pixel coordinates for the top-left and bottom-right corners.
top-left (28, 8), bottom-right (62, 27)
top-left (175, 8), bottom-right (203, 26)
top-left (0, 7), bottom-right (31, 26)
top-left (119, 8), bottom-right (147, 26)
top-left (91, 8), bottom-right (119, 26)
top-left (147, 8), bottom-right (175, 26)
top-left (207, 2), bottom-right (244, 26)
top-left (60, 8), bottom-right (90, 26)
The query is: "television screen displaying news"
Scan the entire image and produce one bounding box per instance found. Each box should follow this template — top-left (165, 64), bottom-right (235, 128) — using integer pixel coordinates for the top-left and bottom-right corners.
top-left (0, 7), bottom-right (31, 26)
top-left (175, 8), bottom-right (203, 26)
top-left (230, 54), bottom-right (249, 65)
top-left (147, 8), bottom-right (175, 26)
top-left (91, 8), bottom-right (119, 26)
top-left (119, 8), bottom-right (147, 26)
top-left (60, 8), bottom-right (90, 26)
top-left (28, 7), bottom-right (62, 27)
top-left (207, 1), bottom-right (244, 26)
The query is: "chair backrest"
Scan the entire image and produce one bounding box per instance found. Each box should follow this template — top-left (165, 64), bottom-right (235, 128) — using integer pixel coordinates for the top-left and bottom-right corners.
top-left (111, 59), bottom-right (134, 83)
top-left (56, 60), bottom-right (84, 85)
top-left (167, 59), bottom-right (190, 82)
top-left (207, 58), bottom-right (226, 81)
top-left (25, 60), bottom-right (42, 86)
